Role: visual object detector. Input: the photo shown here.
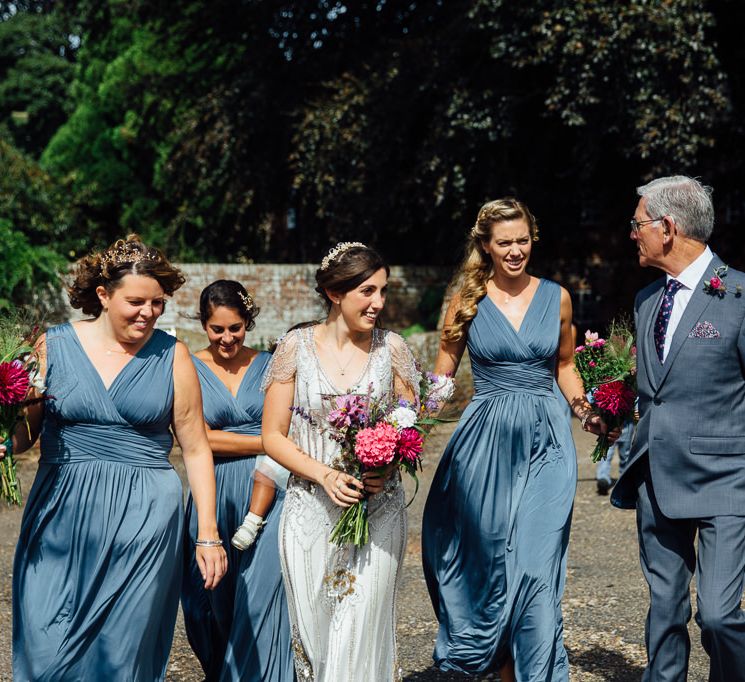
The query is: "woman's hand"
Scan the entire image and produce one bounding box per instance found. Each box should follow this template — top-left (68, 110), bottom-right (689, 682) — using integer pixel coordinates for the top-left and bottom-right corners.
top-left (361, 463), bottom-right (397, 495)
top-left (320, 468), bottom-right (364, 508)
top-left (583, 414), bottom-right (622, 444)
top-left (196, 544), bottom-right (228, 590)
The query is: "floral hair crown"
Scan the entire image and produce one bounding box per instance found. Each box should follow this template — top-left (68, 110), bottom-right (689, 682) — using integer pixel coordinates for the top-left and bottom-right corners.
top-left (320, 242), bottom-right (367, 271)
top-left (238, 290), bottom-right (255, 313)
top-left (100, 244), bottom-right (157, 268)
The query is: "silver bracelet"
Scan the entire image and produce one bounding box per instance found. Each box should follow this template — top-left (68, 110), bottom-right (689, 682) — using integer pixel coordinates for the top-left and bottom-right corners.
top-left (581, 413), bottom-right (591, 430)
top-left (195, 538), bottom-right (223, 547)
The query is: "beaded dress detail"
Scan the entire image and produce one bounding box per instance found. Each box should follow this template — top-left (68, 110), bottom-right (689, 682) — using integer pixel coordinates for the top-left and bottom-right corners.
top-left (263, 325), bottom-right (420, 682)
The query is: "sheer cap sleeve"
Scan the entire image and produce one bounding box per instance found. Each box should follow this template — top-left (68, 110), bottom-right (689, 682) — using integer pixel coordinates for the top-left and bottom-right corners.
top-left (261, 329), bottom-right (300, 391)
top-left (386, 331), bottom-right (422, 397)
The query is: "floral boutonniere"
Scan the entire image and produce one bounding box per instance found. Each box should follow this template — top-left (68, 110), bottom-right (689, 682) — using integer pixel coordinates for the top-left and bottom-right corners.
top-left (703, 264), bottom-right (743, 298)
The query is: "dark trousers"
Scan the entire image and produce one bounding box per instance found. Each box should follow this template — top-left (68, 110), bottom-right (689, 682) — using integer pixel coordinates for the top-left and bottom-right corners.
top-left (636, 460), bottom-right (745, 681)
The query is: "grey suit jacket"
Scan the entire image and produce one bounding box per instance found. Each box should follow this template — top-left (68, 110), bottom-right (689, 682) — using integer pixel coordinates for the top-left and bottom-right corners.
top-left (612, 254), bottom-right (745, 518)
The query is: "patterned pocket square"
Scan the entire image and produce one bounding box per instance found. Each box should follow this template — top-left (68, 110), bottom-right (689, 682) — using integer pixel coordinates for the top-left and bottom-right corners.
top-left (688, 321), bottom-right (720, 338)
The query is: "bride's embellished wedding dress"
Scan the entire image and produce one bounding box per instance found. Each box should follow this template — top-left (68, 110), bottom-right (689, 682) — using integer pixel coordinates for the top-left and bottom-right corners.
top-left (263, 325), bottom-right (420, 682)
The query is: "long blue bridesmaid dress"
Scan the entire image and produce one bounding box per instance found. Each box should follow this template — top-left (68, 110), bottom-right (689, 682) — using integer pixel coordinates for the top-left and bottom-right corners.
top-left (422, 279), bottom-right (577, 681)
top-left (181, 352), bottom-right (294, 682)
top-left (13, 323), bottom-right (183, 681)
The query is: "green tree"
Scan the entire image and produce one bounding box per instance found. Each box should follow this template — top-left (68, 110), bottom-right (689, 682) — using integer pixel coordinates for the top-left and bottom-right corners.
top-left (0, 10), bottom-right (76, 156)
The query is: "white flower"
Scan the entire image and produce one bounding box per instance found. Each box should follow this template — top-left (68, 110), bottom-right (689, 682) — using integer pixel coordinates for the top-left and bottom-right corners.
top-left (426, 374), bottom-right (455, 403)
top-left (386, 406), bottom-right (417, 430)
top-left (28, 367), bottom-right (46, 393)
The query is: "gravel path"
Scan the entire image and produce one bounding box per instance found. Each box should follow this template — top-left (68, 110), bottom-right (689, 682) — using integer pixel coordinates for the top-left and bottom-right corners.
top-left (0, 423), bottom-right (712, 680)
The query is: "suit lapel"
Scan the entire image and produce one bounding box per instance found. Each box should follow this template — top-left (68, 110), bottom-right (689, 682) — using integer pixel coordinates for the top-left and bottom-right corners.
top-left (656, 255), bottom-right (721, 389)
top-left (639, 279), bottom-right (665, 391)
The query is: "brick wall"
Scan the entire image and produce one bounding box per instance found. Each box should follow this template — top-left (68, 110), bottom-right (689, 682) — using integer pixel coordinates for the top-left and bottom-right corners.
top-left (66, 263), bottom-right (451, 350)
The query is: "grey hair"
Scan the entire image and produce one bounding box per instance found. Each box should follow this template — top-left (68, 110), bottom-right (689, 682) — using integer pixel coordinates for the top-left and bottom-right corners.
top-left (636, 175), bottom-right (714, 243)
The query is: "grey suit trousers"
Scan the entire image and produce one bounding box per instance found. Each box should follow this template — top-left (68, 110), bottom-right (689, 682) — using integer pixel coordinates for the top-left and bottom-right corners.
top-left (636, 459), bottom-right (745, 682)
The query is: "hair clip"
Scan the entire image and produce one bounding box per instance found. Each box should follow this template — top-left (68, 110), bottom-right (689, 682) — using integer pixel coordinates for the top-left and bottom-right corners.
top-left (320, 242), bottom-right (366, 271)
top-left (238, 290), bottom-right (254, 313)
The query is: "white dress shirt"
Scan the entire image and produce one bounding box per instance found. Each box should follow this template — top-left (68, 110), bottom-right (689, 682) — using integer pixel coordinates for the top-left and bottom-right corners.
top-left (661, 245), bottom-right (713, 361)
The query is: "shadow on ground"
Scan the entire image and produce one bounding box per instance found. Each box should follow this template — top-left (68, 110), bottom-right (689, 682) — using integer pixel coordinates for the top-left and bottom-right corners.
top-left (404, 669), bottom-right (498, 681)
top-left (568, 646), bottom-right (646, 681)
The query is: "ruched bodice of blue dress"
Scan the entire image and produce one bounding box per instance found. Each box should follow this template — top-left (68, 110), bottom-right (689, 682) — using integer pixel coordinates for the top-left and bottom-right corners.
top-left (13, 323), bottom-right (183, 682)
top-left (181, 352), bottom-right (294, 682)
top-left (422, 279), bottom-right (577, 681)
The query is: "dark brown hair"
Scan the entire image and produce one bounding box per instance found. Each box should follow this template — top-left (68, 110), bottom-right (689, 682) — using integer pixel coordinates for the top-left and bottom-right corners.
top-left (68, 234), bottom-right (185, 317)
top-left (199, 280), bottom-right (260, 332)
top-left (315, 245), bottom-right (389, 308)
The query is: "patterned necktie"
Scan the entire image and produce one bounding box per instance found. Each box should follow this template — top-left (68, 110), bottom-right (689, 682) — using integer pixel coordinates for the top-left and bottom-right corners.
top-left (654, 279), bottom-right (684, 362)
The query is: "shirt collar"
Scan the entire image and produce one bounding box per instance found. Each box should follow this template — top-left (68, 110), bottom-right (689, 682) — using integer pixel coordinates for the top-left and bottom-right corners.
top-left (667, 245), bottom-right (713, 290)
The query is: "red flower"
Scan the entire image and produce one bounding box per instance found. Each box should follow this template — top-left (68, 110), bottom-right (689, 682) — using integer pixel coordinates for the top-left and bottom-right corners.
top-left (710, 276), bottom-right (722, 289)
top-left (397, 428), bottom-right (423, 464)
top-left (593, 381), bottom-right (635, 416)
top-left (0, 361), bottom-right (30, 406)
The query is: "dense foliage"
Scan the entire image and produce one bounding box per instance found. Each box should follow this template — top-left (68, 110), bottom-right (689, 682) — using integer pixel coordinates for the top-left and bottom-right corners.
top-left (1, 0), bottom-right (744, 322)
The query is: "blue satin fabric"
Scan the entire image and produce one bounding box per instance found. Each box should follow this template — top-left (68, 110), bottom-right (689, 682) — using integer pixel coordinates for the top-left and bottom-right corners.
top-left (422, 280), bottom-right (577, 681)
top-left (181, 353), bottom-right (294, 682)
top-left (13, 323), bottom-right (183, 682)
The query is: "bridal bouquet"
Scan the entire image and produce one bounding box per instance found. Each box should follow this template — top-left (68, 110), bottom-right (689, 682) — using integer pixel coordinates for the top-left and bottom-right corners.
top-left (0, 314), bottom-right (45, 505)
top-left (574, 320), bottom-right (636, 463)
top-left (298, 371), bottom-right (454, 547)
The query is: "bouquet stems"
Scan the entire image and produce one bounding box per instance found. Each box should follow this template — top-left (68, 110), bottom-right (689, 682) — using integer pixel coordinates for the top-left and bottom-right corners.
top-left (0, 437), bottom-right (21, 506)
top-left (330, 497), bottom-right (369, 547)
top-left (590, 432), bottom-right (611, 464)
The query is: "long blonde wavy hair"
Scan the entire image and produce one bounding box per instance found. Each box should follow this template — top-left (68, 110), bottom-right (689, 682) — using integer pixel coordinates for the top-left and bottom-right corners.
top-left (442, 198), bottom-right (539, 344)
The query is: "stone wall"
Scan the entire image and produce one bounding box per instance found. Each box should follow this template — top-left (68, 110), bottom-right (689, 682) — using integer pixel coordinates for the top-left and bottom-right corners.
top-left (66, 263), bottom-right (451, 350)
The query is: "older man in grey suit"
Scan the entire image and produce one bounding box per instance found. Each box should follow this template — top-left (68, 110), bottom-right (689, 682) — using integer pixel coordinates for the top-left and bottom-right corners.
top-left (612, 175), bottom-right (745, 682)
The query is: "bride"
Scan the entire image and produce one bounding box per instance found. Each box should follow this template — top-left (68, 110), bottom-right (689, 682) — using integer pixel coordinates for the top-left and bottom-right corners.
top-left (261, 242), bottom-right (420, 681)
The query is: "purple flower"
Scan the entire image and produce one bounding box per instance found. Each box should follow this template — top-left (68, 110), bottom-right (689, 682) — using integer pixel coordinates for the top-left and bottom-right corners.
top-left (327, 394), bottom-right (368, 429)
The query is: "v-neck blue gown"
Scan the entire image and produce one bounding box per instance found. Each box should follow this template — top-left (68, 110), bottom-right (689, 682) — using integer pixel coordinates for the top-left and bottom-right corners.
top-left (181, 353), bottom-right (294, 682)
top-left (422, 280), bottom-right (577, 681)
top-left (13, 323), bottom-right (183, 681)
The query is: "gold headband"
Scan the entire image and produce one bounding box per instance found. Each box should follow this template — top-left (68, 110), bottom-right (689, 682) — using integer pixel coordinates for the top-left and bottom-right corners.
top-left (320, 242), bottom-right (366, 271)
top-left (100, 245), bottom-right (157, 267)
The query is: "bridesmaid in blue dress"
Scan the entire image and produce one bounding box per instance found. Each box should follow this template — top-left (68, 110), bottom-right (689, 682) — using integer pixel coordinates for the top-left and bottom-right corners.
top-left (10, 235), bottom-right (226, 681)
top-left (181, 280), bottom-right (294, 681)
top-left (422, 200), bottom-right (611, 681)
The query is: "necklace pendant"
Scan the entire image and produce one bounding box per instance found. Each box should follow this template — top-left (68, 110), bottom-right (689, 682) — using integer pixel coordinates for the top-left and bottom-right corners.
top-left (340, 369), bottom-right (345, 375)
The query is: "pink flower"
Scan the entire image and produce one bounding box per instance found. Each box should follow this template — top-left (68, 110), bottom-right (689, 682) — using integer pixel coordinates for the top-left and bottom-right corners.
top-left (710, 276), bottom-right (722, 289)
top-left (328, 394), bottom-right (368, 429)
top-left (591, 338), bottom-right (606, 348)
top-left (589, 361), bottom-right (597, 368)
top-left (574, 345), bottom-right (586, 353)
top-left (0, 361), bottom-right (30, 406)
top-left (354, 422), bottom-right (399, 467)
top-left (397, 428), bottom-right (423, 464)
top-left (585, 331), bottom-right (599, 344)
top-left (593, 381), bottom-right (635, 416)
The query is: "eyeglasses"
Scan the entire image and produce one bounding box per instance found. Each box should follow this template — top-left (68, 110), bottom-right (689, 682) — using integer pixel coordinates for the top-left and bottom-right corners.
top-left (630, 216), bottom-right (664, 234)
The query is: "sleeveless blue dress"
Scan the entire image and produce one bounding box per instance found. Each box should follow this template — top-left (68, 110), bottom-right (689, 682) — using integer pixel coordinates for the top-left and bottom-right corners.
top-left (181, 352), bottom-right (294, 682)
top-left (13, 323), bottom-right (183, 681)
top-left (422, 280), bottom-right (577, 681)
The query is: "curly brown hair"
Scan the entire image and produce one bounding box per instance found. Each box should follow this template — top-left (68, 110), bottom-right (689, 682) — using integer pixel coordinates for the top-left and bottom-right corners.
top-left (442, 198), bottom-right (539, 344)
top-left (68, 234), bottom-right (185, 317)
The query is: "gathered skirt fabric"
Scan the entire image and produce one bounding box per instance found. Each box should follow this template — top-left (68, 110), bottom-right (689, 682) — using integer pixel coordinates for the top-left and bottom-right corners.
top-left (14, 460), bottom-right (183, 682)
top-left (182, 456), bottom-right (294, 681)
